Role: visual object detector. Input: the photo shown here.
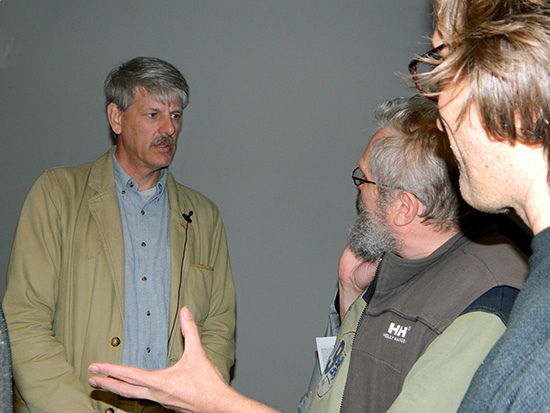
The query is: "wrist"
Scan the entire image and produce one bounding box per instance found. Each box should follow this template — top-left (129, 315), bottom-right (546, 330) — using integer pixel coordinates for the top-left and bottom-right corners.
top-left (338, 281), bottom-right (363, 303)
top-left (338, 282), bottom-right (363, 319)
top-left (213, 386), bottom-right (278, 413)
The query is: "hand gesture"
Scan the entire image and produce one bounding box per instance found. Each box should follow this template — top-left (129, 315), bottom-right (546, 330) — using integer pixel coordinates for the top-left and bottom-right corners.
top-left (89, 308), bottom-right (228, 412)
top-left (89, 308), bottom-right (278, 413)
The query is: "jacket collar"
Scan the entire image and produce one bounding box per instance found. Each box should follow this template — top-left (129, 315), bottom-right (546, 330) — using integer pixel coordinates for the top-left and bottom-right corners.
top-left (88, 146), bottom-right (117, 194)
top-left (375, 231), bottom-right (466, 293)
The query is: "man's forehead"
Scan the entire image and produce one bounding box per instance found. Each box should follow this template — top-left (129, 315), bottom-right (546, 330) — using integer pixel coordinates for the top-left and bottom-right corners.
top-left (133, 86), bottom-right (183, 109)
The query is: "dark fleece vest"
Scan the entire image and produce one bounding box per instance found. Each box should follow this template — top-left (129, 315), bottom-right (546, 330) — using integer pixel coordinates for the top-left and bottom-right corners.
top-left (340, 227), bottom-right (528, 413)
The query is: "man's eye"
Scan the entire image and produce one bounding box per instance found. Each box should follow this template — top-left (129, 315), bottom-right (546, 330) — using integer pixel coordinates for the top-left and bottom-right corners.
top-left (148, 113), bottom-right (158, 118)
top-left (171, 113), bottom-right (182, 120)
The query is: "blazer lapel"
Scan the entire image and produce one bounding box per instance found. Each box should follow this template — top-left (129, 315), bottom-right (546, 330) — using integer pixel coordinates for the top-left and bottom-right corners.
top-left (87, 148), bottom-right (125, 317)
top-left (167, 173), bottom-right (193, 348)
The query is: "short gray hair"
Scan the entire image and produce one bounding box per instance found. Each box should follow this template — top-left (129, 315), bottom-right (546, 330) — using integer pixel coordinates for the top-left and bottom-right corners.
top-left (104, 56), bottom-right (189, 111)
top-left (368, 95), bottom-right (462, 231)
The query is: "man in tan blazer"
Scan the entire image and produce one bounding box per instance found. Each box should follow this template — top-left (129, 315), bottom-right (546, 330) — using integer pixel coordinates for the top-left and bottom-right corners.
top-left (3, 57), bottom-right (236, 412)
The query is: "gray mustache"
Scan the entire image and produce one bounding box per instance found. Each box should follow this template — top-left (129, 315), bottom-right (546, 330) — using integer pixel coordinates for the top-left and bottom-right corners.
top-left (151, 135), bottom-right (176, 147)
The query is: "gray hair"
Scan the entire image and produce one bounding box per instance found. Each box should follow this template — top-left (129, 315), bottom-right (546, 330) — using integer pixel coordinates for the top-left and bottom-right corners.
top-left (368, 95), bottom-right (461, 231)
top-left (104, 56), bottom-right (189, 111)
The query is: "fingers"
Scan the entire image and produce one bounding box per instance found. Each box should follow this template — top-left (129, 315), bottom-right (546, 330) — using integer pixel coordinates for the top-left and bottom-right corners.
top-left (88, 362), bottom-right (159, 401)
top-left (88, 306), bottom-right (205, 403)
top-left (338, 246), bottom-right (363, 282)
top-left (342, 245), bottom-right (363, 265)
top-left (88, 374), bottom-right (150, 400)
top-left (89, 362), bottom-right (146, 386)
top-left (178, 306), bottom-right (205, 357)
top-left (88, 362), bottom-right (152, 400)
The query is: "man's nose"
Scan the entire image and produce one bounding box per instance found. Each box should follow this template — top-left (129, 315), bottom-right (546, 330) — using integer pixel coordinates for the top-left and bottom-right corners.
top-left (160, 116), bottom-right (176, 136)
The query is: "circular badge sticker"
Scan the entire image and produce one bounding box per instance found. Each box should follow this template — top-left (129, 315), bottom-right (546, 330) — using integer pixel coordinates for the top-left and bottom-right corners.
top-left (316, 330), bottom-right (355, 399)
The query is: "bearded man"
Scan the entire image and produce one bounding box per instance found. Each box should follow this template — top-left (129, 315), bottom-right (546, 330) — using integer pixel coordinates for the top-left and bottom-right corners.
top-left (298, 94), bottom-right (529, 412)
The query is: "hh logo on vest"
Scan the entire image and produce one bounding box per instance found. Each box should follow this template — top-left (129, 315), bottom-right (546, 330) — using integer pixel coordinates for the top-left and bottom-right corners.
top-left (382, 322), bottom-right (411, 344)
top-left (315, 330), bottom-right (355, 399)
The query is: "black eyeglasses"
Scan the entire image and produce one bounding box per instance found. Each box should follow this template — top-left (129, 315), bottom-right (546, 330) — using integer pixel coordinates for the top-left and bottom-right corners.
top-left (408, 44), bottom-right (446, 101)
top-left (352, 167), bottom-right (386, 188)
top-left (352, 167), bottom-right (415, 197)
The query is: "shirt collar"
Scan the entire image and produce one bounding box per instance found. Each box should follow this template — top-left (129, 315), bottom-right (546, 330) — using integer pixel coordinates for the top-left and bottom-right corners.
top-left (111, 150), bottom-right (167, 196)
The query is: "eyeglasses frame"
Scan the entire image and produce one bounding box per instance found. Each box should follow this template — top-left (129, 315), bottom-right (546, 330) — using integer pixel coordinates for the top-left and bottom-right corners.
top-left (352, 167), bottom-right (394, 189)
top-left (408, 43), bottom-right (446, 101)
top-left (352, 166), bottom-right (419, 202)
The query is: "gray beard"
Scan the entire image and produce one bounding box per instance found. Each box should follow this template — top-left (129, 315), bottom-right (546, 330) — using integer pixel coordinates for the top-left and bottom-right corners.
top-left (347, 199), bottom-right (401, 261)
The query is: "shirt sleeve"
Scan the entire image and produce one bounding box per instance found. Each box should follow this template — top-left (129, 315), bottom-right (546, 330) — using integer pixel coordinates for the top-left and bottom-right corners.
top-left (387, 311), bottom-right (505, 413)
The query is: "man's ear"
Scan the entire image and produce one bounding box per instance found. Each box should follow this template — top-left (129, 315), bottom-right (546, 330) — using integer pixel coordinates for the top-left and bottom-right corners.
top-left (107, 102), bottom-right (123, 136)
top-left (392, 191), bottom-right (421, 227)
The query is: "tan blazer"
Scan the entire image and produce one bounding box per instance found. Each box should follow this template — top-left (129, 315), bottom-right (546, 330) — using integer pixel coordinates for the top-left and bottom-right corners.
top-left (4, 148), bottom-right (236, 412)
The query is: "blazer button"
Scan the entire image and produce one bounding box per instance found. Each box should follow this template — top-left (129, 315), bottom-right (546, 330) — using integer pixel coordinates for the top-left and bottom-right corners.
top-left (110, 337), bottom-right (121, 347)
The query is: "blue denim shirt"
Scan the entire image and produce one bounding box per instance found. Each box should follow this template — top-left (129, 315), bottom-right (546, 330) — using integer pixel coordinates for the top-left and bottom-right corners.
top-left (112, 153), bottom-right (170, 370)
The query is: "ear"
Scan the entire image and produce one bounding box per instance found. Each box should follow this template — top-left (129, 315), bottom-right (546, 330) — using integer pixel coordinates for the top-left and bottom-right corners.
top-left (107, 102), bottom-right (123, 136)
top-left (391, 191), bottom-right (421, 227)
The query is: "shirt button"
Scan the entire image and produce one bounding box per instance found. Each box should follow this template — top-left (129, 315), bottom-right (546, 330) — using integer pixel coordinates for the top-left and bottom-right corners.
top-left (141, 210), bottom-right (145, 215)
top-left (141, 242), bottom-right (146, 247)
top-left (146, 311), bottom-right (151, 316)
top-left (121, 190), bottom-right (126, 195)
top-left (105, 409), bottom-right (115, 413)
top-left (146, 347), bottom-right (151, 353)
top-left (141, 276), bottom-right (147, 282)
top-left (110, 337), bottom-right (121, 347)
top-left (129, 182), bottom-right (134, 188)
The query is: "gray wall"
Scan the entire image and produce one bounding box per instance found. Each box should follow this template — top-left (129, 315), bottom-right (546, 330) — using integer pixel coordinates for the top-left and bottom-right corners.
top-left (0, 1), bottom-right (433, 410)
